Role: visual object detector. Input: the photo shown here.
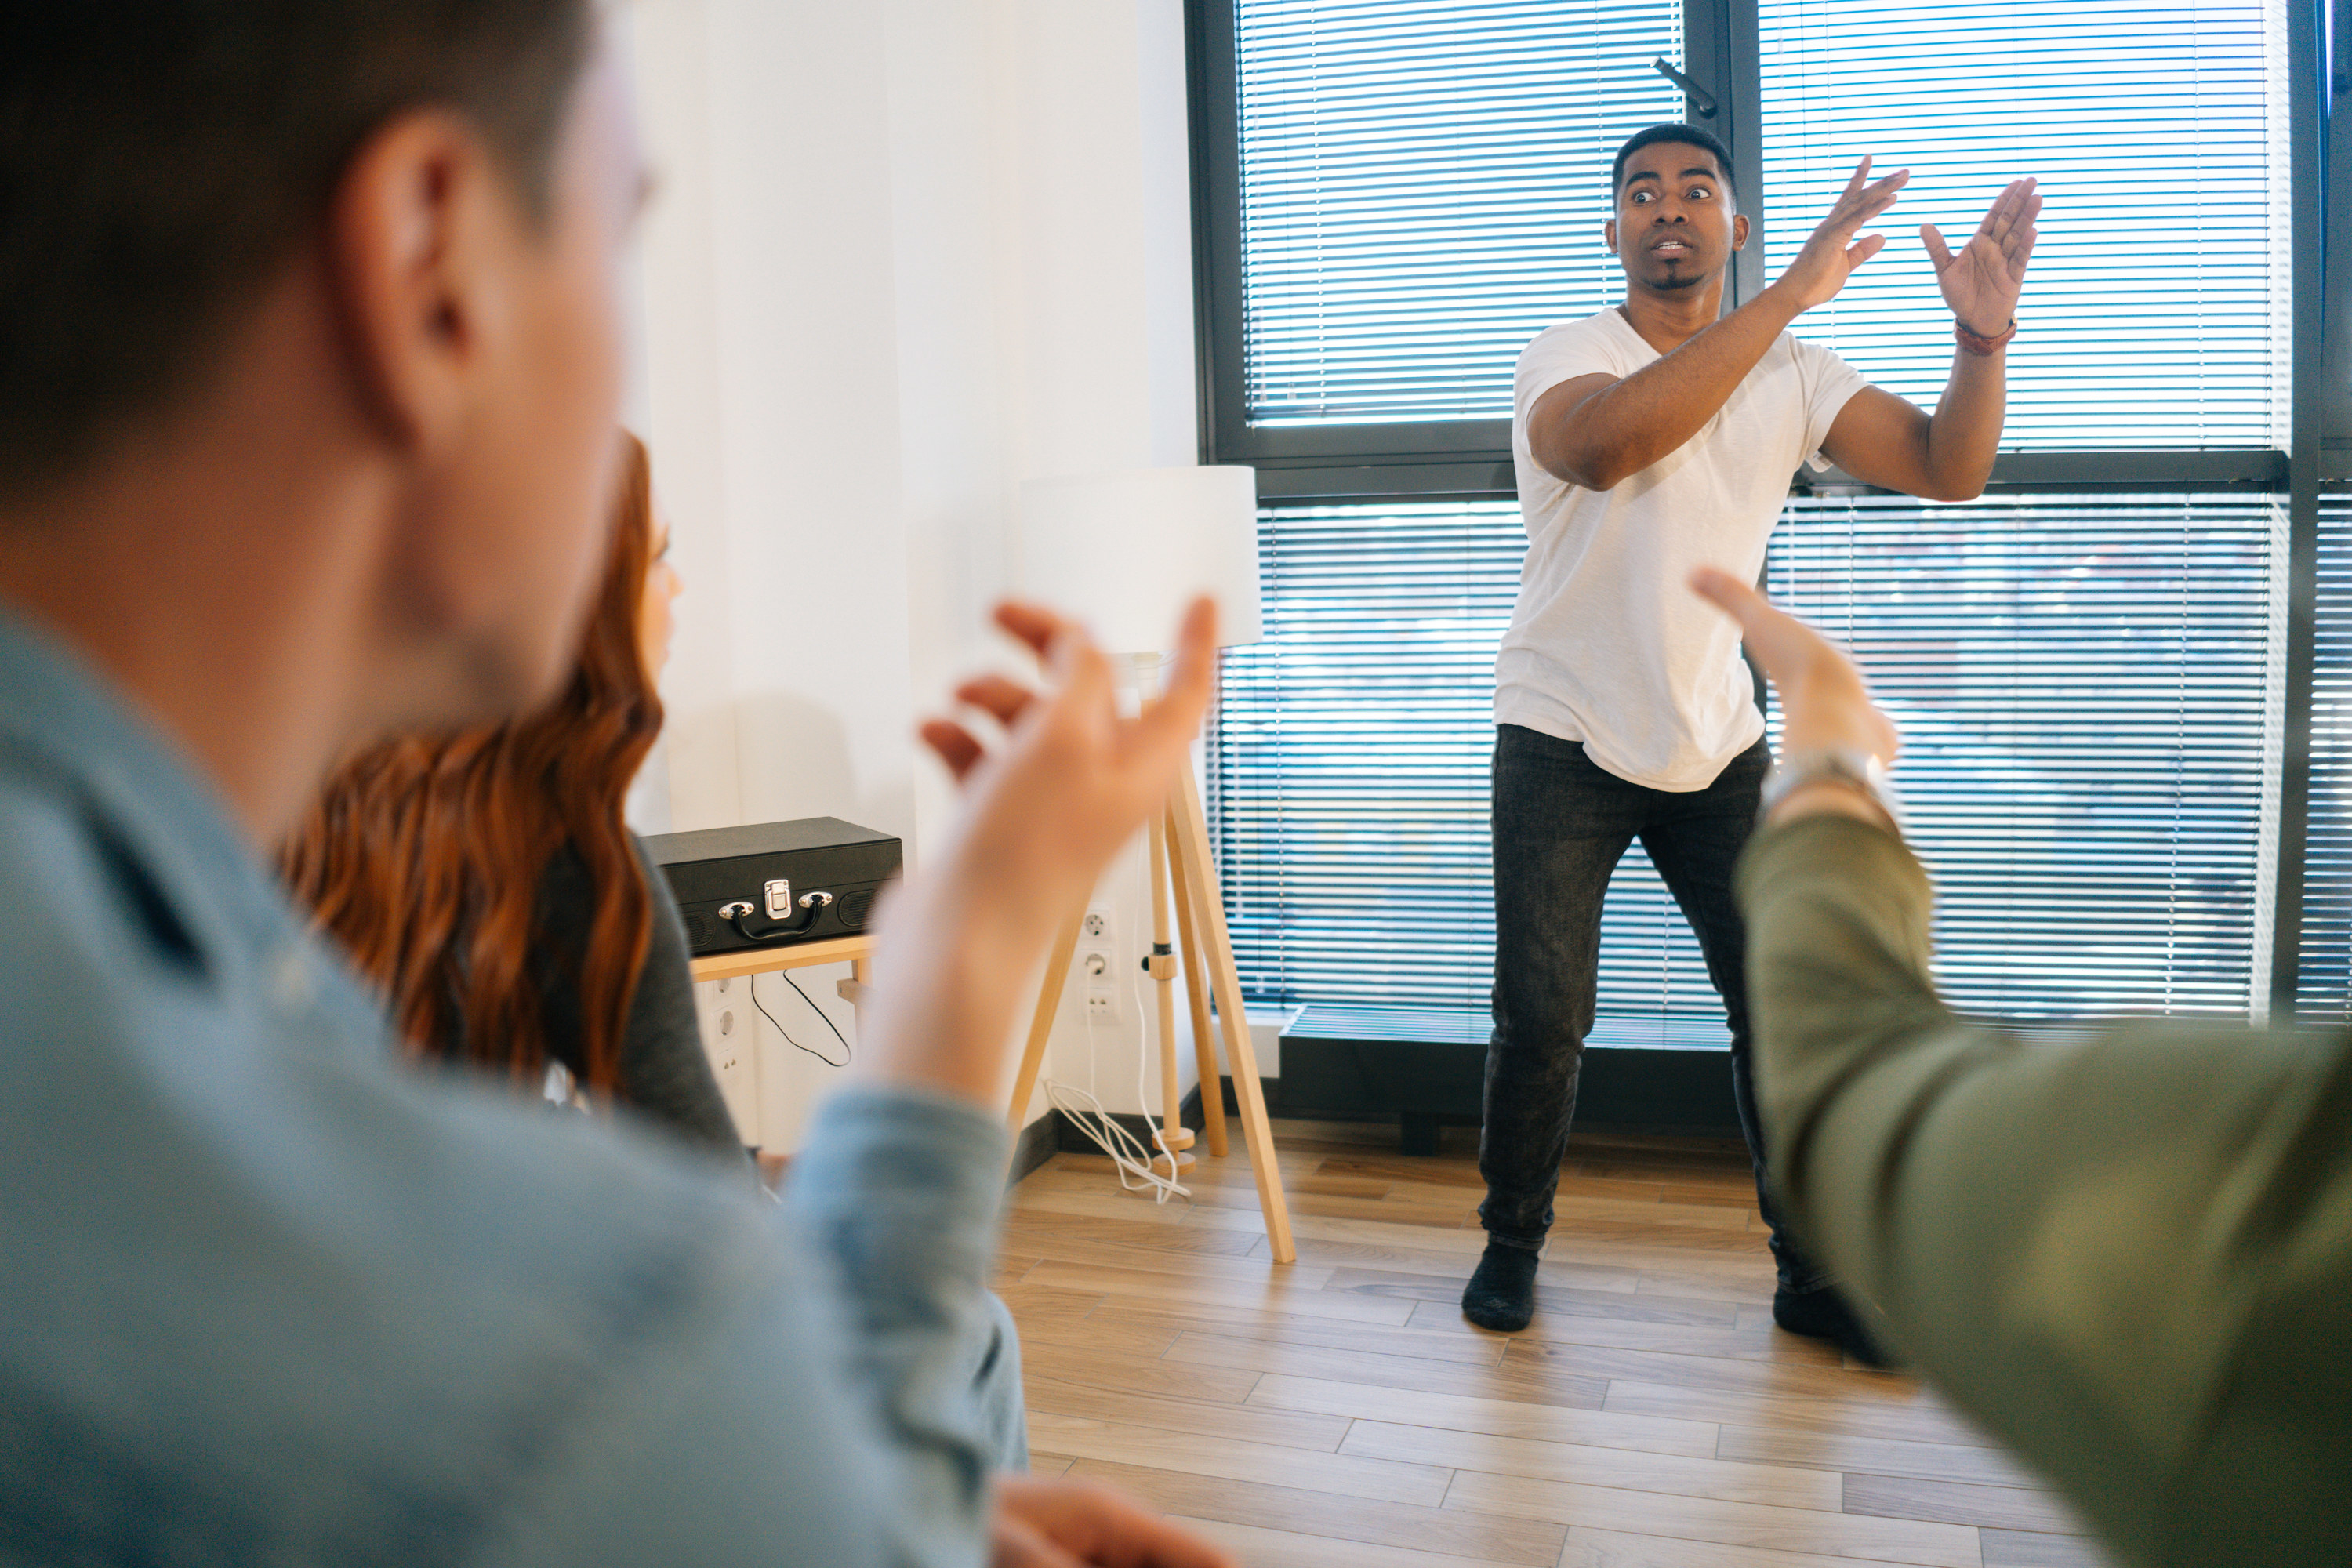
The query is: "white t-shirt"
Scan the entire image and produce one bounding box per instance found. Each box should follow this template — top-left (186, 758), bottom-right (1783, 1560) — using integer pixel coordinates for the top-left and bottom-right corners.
top-left (1495, 308), bottom-right (1867, 791)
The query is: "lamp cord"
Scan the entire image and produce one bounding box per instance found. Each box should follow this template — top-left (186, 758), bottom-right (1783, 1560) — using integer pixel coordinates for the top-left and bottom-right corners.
top-left (750, 968), bottom-right (853, 1069)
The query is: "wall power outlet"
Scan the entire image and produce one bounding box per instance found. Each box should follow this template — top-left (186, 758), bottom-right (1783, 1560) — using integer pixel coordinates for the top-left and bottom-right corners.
top-left (1084, 990), bottom-right (1118, 1022)
top-left (695, 975), bottom-right (760, 1149)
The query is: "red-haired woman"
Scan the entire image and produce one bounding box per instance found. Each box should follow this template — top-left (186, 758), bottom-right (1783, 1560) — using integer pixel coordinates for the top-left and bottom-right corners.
top-left (279, 432), bottom-right (734, 1155)
top-left (280, 433), bottom-right (1029, 1473)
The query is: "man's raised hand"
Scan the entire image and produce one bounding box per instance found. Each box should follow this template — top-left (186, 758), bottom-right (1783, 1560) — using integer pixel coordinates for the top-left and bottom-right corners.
top-left (1923, 178), bottom-right (2039, 337)
top-left (1774, 156), bottom-right (1911, 313)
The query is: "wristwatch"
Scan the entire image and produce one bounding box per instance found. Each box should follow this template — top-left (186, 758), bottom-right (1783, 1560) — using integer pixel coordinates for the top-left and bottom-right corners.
top-left (1759, 746), bottom-right (1907, 833)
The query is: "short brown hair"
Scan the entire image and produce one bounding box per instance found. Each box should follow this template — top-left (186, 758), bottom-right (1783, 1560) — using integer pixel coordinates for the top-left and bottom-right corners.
top-left (0, 2), bottom-right (594, 495)
top-left (1612, 122), bottom-right (1738, 203)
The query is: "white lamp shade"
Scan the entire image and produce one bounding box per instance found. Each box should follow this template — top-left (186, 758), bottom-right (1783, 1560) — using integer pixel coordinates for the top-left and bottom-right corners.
top-left (1014, 466), bottom-right (1262, 653)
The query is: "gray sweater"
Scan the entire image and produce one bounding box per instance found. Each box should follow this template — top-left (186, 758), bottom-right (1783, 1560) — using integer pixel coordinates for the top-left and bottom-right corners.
top-left (529, 837), bottom-right (743, 1159)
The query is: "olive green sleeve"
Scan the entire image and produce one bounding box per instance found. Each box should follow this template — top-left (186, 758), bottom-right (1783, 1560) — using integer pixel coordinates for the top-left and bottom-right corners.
top-left (1737, 815), bottom-right (2352, 1565)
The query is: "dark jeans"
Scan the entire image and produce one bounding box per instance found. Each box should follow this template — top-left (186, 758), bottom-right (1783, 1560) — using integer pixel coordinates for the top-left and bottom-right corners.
top-left (1479, 723), bottom-right (1826, 1293)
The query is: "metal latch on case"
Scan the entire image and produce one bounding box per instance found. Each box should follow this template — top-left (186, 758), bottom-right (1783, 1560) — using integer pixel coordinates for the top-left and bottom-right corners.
top-left (764, 878), bottom-right (792, 919)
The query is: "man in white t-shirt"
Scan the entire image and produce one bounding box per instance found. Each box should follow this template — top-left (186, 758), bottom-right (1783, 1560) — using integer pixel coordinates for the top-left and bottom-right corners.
top-left (1465, 122), bottom-right (2039, 1349)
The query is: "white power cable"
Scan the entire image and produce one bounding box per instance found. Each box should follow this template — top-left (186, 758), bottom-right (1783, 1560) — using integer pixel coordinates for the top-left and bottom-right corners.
top-left (1036, 651), bottom-right (1192, 1203)
top-left (1038, 946), bottom-right (1190, 1204)
top-left (1042, 1080), bottom-right (1189, 1203)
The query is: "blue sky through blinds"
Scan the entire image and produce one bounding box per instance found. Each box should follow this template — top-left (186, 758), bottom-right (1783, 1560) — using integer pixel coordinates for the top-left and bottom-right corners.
top-left (1769, 494), bottom-right (2275, 1018)
top-left (2296, 492), bottom-right (2352, 1017)
top-left (1211, 495), bottom-right (2277, 1023)
top-left (1236, 0), bottom-right (1683, 425)
top-left (1758, 0), bottom-right (2288, 449)
top-left (1234, 0), bottom-right (2288, 442)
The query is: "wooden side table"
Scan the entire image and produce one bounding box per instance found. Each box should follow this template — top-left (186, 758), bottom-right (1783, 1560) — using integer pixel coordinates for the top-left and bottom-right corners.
top-left (690, 936), bottom-right (873, 1175)
top-left (688, 934), bottom-right (873, 1011)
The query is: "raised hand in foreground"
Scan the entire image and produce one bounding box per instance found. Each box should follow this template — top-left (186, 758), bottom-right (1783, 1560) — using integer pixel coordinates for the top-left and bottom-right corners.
top-left (1687, 568), bottom-right (1901, 829)
top-left (866, 601), bottom-right (1237, 1568)
top-left (993, 1475), bottom-right (1236, 1568)
top-left (858, 597), bottom-right (1218, 1105)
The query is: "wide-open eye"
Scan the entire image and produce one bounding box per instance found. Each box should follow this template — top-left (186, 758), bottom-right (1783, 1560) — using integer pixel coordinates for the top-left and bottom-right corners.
top-left (1687, 183), bottom-right (1715, 201)
top-left (1630, 189), bottom-right (1653, 205)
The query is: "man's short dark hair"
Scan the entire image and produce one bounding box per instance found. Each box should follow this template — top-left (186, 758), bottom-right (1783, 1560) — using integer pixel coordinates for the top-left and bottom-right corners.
top-left (0, 2), bottom-right (594, 495)
top-left (1611, 123), bottom-right (1738, 204)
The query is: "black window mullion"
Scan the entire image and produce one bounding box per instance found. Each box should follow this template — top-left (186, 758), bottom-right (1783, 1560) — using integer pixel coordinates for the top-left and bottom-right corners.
top-left (1185, 0), bottom-right (1252, 466)
top-left (2323, 0), bottom-right (2351, 474)
top-left (2276, 0), bottom-right (2332, 1010)
top-left (1683, 0), bottom-right (1765, 309)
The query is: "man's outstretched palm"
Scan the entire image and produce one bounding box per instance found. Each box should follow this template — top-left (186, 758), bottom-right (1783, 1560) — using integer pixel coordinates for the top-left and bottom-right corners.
top-left (1926, 178), bottom-right (2039, 336)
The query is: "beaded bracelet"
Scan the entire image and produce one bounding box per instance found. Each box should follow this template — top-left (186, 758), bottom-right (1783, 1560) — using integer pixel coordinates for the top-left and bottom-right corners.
top-left (1955, 317), bottom-right (2019, 356)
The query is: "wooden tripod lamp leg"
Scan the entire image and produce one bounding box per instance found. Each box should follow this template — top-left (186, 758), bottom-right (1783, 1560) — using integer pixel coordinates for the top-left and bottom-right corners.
top-left (1144, 808), bottom-right (1193, 1171)
top-left (1163, 800), bottom-right (1229, 1158)
top-left (1169, 760), bottom-right (1295, 1263)
top-left (1007, 906), bottom-right (1087, 1133)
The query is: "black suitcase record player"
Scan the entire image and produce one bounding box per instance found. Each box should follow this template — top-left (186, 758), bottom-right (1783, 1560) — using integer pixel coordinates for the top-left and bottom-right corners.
top-left (642, 817), bottom-right (902, 956)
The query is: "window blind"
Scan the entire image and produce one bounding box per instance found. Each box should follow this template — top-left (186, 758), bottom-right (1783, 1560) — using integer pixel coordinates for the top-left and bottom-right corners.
top-left (1208, 501), bottom-right (1721, 1032)
top-left (1769, 493), bottom-right (2278, 1018)
top-left (1210, 493), bottom-right (2279, 1025)
top-left (1234, 0), bottom-right (1684, 426)
top-left (2295, 490), bottom-right (2352, 1017)
top-left (1758, 0), bottom-right (2289, 449)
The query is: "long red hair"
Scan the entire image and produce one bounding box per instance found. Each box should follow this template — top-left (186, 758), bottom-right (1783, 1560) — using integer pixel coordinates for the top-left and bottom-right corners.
top-left (281, 431), bottom-right (663, 1095)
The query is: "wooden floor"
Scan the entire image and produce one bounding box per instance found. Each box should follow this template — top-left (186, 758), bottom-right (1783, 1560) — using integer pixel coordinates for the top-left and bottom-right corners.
top-left (1003, 1119), bottom-right (2113, 1568)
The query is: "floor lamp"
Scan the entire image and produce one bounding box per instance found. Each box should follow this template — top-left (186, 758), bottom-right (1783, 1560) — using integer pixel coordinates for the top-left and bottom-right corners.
top-left (1001, 466), bottom-right (1296, 1264)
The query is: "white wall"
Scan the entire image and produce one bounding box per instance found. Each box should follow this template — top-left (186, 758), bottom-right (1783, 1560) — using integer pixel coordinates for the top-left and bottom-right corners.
top-left (630, 0), bottom-right (1215, 1150)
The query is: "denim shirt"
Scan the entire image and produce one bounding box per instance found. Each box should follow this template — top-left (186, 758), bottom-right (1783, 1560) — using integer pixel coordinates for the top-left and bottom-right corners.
top-left (0, 611), bottom-right (1011, 1566)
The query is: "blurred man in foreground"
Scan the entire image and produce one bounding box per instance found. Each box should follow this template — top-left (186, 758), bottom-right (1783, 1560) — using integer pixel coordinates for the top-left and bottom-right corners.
top-left (0, 5), bottom-right (1225, 1563)
top-left (1697, 564), bottom-right (2352, 1567)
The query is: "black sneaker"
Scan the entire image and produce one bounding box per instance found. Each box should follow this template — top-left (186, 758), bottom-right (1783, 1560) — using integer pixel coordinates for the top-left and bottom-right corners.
top-left (1461, 1241), bottom-right (1541, 1332)
top-left (1772, 1283), bottom-right (1896, 1370)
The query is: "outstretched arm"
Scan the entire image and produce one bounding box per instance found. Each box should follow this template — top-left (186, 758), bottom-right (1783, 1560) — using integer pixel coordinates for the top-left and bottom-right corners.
top-left (1820, 180), bottom-right (2038, 502)
top-left (1531, 158), bottom-right (1907, 491)
top-left (1688, 568), bottom-right (2352, 1562)
top-left (809, 597), bottom-right (1236, 1568)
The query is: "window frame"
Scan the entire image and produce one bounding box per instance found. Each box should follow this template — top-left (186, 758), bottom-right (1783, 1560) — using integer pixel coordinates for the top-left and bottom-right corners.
top-left (1187, 0), bottom-right (2338, 1014)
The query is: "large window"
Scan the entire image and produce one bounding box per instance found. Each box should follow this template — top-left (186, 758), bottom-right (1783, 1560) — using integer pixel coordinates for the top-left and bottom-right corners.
top-left (1196, 0), bottom-right (2335, 1037)
top-left (1214, 491), bottom-right (2281, 1025)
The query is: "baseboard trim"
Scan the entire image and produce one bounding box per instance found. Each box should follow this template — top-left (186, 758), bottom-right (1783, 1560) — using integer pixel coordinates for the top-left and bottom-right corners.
top-left (1040, 1085), bottom-right (1213, 1157)
top-left (1262, 1035), bottom-right (1741, 1138)
top-left (1018, 1064), bottom-right (1727, 1171)
top-left (1009, 1108), bottom-right (1059, 1185)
